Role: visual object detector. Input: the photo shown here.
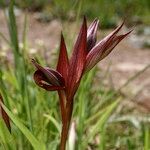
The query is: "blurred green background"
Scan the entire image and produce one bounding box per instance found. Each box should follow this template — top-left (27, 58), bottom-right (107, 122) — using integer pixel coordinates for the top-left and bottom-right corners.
top-left (0, 0), bottom-right (150, 28)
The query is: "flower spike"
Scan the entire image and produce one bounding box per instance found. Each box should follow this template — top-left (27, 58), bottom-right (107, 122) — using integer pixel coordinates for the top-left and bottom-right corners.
top-left (32, 17), bottom-right (132, 150)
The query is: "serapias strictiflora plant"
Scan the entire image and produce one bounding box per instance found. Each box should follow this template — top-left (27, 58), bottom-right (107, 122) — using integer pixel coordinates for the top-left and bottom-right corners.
top-left (32, 17), bottom-right (132, 150)
top-left (0, 94), bottom-right (11, 132)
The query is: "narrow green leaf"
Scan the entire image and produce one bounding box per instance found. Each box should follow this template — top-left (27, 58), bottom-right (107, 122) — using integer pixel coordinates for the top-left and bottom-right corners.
top-left (44, 114), bottom-right (61, 133)
top-left (83, 98), bottom-right (120, 147)
top-left (8, 0), bottom-right (20, 55)
top-left (144, 125), bottom-right (150, 150)
top-left (0, 118), bottom-right (15, 150)
top-left (1, 103), bottom-right (46, 150)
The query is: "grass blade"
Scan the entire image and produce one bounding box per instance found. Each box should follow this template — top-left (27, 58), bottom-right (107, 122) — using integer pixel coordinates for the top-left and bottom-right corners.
top-left (144, 125), bottom-right (150, 150)
top-left (0, 118), bottom-right (16, 150)
top-left (1, 103), bottom-right (46, 150)
top-left (83, 98), bottom-right (120, 148)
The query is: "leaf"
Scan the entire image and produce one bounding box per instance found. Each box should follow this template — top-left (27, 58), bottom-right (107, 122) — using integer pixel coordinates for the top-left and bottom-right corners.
top-left (8, 0), bottom-right (20, 55)
top-left (0, 118), bottom-right (16, 150)
top-left (85, 98), bottom-right (120, 144)
top-left (44, 114), bottom-right (61, 133)
top-left (1, 103), bottom-right (46, 150)
top-left (144, 125), bottom-right (150, 150)
top-left (7, 0), bottom-right (20, 73)
top-left (0, 94), bottom-right (11, 132)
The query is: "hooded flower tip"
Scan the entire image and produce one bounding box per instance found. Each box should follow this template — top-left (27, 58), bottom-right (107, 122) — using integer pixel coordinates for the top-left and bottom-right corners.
top-left (87, 18), bottom-right (99, 51)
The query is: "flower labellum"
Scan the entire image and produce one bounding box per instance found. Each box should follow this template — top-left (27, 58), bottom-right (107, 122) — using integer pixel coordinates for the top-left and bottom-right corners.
top-left (32, 59), bottom-right (65, 91)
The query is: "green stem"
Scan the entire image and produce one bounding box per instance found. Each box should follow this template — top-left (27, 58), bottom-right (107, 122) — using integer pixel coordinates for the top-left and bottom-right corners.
top-left (77, 91), bottom-right (85, 149)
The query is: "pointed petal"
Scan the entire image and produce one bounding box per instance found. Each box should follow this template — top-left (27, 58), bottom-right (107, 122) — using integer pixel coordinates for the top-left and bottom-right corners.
top-left (87, 19), bottom-right (99, 36)
top-left (33, 70), bottom-right (65, 91)
top-left (0, 94), bottom-right (11, 132)
top-left (100, 30), bottom-right (133, 60)
top-left (85, 23), bottom-right (131, 72)
top-left (32, 59), bottom-right (62, 86)
top-left (107, 21), bottom-right (124, 38)
top-left (67, 17), bottom-right (87, 99)
top-left (87, 19), bottom-right (99, 51)
top-left (56, 33), bottom-right (69, 85)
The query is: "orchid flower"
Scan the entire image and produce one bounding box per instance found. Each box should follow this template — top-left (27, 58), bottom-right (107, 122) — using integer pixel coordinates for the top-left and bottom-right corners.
top-left (32, 17), bottom-right (131, 150)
